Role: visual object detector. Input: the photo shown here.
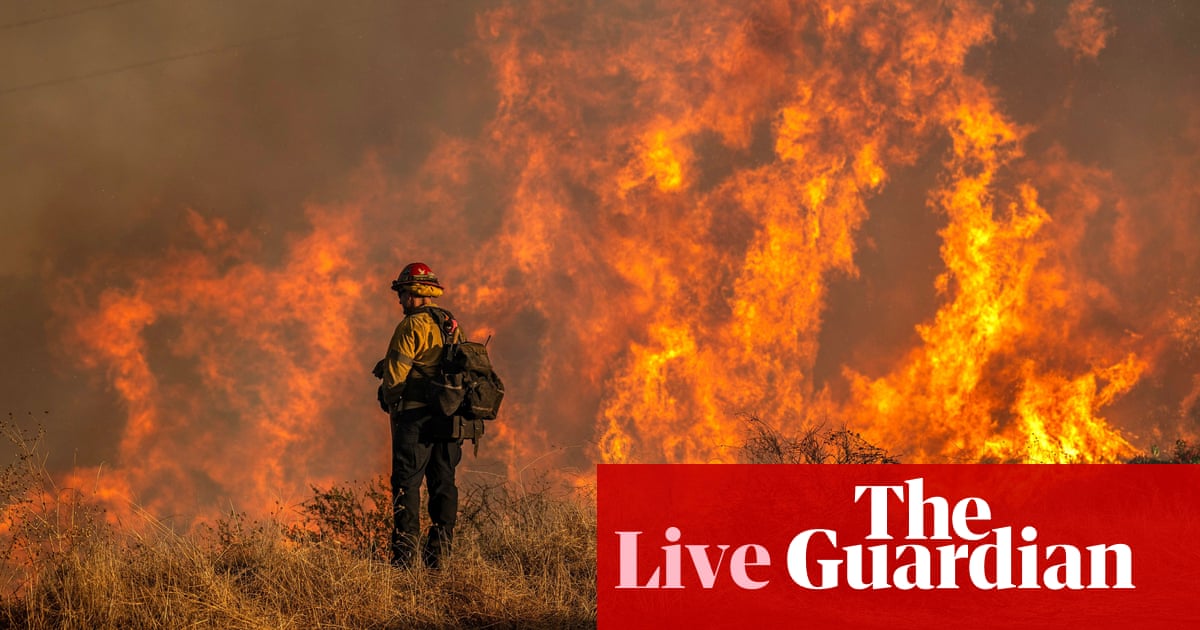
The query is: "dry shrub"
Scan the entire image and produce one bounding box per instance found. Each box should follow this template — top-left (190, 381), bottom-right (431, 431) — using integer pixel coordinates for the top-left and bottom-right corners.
top-left (738, 415), bottom-right (900, 464)
top-left (282, 477), bottom-right (393, 561)
top-left (0, 420), bottom-right (109, 596)
top-left (1128, 439), bottom-right (1200, 464)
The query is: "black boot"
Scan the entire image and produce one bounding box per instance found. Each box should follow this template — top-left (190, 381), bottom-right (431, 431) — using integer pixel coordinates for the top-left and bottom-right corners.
top-left (422, 525), bottom-right (453, 569)
top-left (391, 531), bottom-right (419, 569)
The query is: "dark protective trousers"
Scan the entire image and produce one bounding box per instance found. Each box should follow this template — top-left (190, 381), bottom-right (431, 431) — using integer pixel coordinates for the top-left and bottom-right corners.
top-left (389, 407), bottom-right (462, 568)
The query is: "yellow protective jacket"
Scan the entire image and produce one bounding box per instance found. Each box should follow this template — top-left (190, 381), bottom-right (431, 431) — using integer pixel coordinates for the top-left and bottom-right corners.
top-left (380, 307), bottom-right (460, 410)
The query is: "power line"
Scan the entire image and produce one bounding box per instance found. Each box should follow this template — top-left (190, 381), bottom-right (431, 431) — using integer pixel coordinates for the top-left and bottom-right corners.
top-left (1, 34), bottom-right (293, 96)
top-left (0, 7), bottom-right (408, 97)
top-left (0, 0), bottom-right (150, 30)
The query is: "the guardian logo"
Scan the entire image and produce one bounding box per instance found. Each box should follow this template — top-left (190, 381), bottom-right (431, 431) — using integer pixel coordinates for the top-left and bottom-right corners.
top-left (614, 478), bottom-right (1134, 591)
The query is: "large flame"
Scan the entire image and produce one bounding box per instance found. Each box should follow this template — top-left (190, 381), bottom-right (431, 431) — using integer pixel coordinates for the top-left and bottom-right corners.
top-left (39, 0), bottom-right (1200, 522)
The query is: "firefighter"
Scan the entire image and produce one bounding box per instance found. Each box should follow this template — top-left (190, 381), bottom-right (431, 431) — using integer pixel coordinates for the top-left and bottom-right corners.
top-left (374, 262), bottom-right (463, 569)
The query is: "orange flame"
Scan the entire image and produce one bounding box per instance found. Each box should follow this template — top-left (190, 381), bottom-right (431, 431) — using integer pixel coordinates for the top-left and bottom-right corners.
top-left (45, 1), bottom-right (1200, 522)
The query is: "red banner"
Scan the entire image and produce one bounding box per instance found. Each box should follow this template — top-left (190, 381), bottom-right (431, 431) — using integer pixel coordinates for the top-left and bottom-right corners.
top-left (598, 465), bottom-right (1200, 629)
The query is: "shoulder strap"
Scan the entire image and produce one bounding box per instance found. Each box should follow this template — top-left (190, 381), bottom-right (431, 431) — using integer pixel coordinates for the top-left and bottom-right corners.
top-left (413, 306), bottom-right (458, 345)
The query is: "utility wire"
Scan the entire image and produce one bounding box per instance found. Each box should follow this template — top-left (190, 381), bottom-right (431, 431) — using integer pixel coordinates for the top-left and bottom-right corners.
top-left (0, 0), bottom-right (150, 30)
top-left (0, 7), bottom-right (407, 97)
top-left (1, 34), bottom-right (295, 96)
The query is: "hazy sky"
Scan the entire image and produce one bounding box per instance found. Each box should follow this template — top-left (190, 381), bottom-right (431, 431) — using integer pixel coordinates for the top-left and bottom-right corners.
top-left (1, 0), bottom-right (492, 465)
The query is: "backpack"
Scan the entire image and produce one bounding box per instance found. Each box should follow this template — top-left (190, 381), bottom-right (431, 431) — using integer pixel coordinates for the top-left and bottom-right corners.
top-left (415, 307), bottom-right (505, 449)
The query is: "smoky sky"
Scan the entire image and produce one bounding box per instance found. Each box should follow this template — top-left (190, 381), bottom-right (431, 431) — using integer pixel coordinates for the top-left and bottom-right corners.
top-left (1, 0), bottom-right (1199, 490)
top-left (0, 0), bottom-right (495, 470)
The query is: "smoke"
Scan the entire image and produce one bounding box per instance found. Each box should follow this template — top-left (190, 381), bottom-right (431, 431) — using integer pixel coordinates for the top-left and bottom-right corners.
top-left (1, 0), bottom-right (493, 506)
top-left (2, 1), bottom-right (1198, 521)
top-left (1055, 0), bottom-right (1116, 60)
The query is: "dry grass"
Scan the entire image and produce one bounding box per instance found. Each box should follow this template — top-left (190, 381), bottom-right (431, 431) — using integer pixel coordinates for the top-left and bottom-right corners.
top-left (0, 421), bottom-right (596, 629)
top-left (11, 409), bottom-right (1180, 628)
top-left (2, 514), bottom-right (596, 629)
top-left (0, 412), bottom-right (918, 629)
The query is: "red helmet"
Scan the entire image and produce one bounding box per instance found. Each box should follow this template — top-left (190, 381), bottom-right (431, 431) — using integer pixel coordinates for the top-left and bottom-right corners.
top-left (391, 262), bottom-right (442, 292)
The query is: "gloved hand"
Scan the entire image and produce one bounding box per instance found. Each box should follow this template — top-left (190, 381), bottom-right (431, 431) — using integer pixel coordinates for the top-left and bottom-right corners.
top-left (372, 358), bottom-right (387, 379)
top-left (377, 384), bottom-right (389, 413)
